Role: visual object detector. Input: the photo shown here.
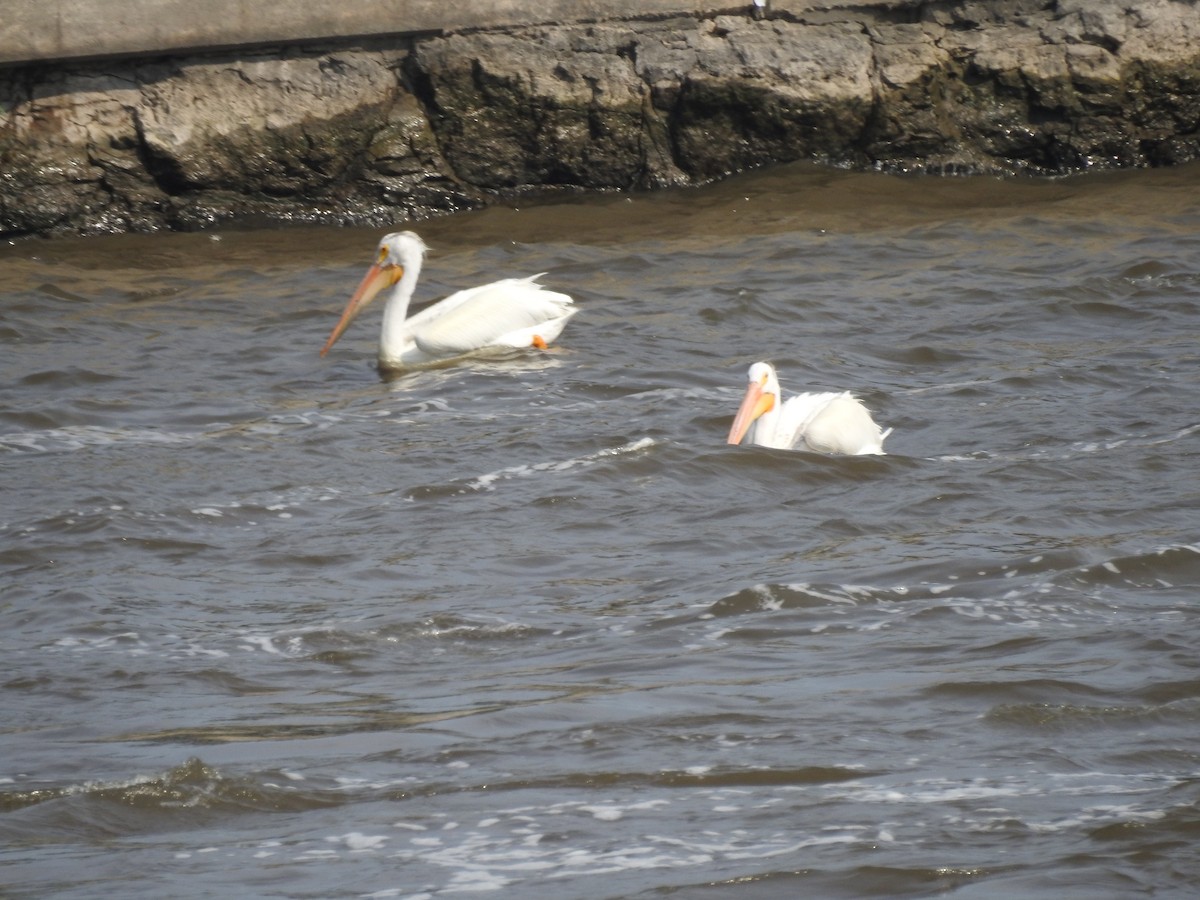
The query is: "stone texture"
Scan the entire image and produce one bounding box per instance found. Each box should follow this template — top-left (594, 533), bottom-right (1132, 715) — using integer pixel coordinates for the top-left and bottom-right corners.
top-left (411, 28), bottom-right (652, 191)
top-left (2, 0), bottom-right (1199, 237)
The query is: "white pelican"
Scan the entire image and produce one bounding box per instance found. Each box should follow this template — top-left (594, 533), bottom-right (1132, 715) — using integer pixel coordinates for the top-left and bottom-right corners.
top-left (727, 362), bottom-right (891, 455)
top-left (320, 231), bottom-right (576, 369)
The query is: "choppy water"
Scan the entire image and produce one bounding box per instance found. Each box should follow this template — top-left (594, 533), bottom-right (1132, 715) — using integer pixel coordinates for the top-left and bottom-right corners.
top-left (3, 162), bottom-right (1199, 899)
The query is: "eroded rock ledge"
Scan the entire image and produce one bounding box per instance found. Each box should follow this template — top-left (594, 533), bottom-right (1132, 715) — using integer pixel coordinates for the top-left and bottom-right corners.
top-left (2, 0), bottom-right (1198, 237)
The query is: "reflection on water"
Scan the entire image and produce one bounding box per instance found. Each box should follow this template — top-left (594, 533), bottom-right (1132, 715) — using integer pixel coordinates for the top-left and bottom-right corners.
top-left (3, 161), bottom-right (1200, 898)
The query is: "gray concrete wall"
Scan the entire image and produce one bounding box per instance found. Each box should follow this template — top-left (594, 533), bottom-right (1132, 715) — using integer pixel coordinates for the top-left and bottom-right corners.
top-left (12, 0), bottom-right (1195, 238)
top-left (0, 0), bottom-right (874, 66)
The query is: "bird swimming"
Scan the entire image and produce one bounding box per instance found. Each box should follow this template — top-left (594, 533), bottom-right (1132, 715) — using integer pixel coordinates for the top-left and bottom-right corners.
top-left (727, 361), bottom-right (891, 455)
top-left (320, 231), bottom-right (577, 370)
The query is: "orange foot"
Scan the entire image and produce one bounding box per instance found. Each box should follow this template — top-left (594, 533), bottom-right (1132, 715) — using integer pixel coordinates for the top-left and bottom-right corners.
top-left (531, 335), bottom-right (548, 350)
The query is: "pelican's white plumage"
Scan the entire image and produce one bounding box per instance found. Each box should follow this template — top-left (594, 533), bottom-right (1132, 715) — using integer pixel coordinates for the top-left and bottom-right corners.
top-left (320, 231), bottom-right (577, 369)
top-left (727, 362), bottom-right (891, 455)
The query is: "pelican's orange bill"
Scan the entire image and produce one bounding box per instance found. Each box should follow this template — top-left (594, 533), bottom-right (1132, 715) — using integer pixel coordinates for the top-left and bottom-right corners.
top-left (320, 263), bottom-right (404, 356)
top-left (726, 380), bottom-right (775, 444)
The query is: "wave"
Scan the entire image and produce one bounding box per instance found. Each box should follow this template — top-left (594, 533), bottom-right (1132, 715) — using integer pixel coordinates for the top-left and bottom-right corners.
top-left (706, 542), bottom-right (1200, 632)
top-left (0, 758), bottom-right (333, 822)
top-left (406, 437), bottom-right (657, 499)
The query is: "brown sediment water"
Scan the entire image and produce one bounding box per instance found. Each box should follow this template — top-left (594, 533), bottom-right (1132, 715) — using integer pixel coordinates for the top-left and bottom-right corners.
top-left (3, 162), bottom-right (1199, 897)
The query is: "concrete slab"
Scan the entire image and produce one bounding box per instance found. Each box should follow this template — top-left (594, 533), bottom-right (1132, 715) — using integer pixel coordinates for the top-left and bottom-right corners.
top-left (0, 1), bottom-right (906, 66)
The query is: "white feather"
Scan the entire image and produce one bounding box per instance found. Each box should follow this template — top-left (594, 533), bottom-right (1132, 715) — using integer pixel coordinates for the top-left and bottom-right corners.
top-left (320, 232), bottom-right (577, 370)
top-left (413, 277), bottom-right (575, 357)
top-left (728, 362), bottom-right (890, 455)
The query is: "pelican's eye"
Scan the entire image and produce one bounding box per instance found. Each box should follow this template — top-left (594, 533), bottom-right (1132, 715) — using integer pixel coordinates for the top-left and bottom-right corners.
top-left (377, 247), bottom-right (389, 264)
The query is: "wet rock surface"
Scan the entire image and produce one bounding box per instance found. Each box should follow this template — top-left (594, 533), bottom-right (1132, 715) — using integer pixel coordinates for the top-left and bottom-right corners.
top-left (2, 0), bottom-right (1198, 236)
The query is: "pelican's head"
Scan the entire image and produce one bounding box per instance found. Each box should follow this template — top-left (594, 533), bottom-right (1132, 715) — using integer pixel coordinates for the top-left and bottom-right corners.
top-left (320, 231), bottom-right (429, 357)
top-left (376, 231), bottom-right (428, 268)
top-left (726, 361), bottom-right (781, 445)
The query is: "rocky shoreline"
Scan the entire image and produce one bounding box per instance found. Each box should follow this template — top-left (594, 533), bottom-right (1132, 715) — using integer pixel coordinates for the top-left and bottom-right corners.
top-left (2, 0), bottom-right (1198, 238)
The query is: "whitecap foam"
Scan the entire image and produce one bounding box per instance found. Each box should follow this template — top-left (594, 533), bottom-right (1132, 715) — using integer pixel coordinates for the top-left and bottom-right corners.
top-left (932, 421), bottom-right (1200, 464)
top-left (0, 424), bottom-right (197, 454)
top-left (153, 763), bottom-right (1190, 894)
top-left (708, 568), bottom-right (1130, 636)
top-left (182, 485), bottom-right (342, 527)
top-left (329, 832), bottom-right (389, 852)
top-left (416, 437), bottom-right (657, 497)
top-left (0, 406), bottom-right (403, 456)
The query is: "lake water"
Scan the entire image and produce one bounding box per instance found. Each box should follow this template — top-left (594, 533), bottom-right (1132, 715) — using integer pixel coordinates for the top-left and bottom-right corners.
top-left (2, 162), bottom-right (1199, 898)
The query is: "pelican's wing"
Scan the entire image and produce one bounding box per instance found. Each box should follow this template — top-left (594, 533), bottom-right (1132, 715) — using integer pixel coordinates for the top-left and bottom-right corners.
top-left (413, 277), bottom-right (575, 357)
top-left (796, 392), bottom-right (889, 455)
top-left (773, 392), bottom-right (841, 449)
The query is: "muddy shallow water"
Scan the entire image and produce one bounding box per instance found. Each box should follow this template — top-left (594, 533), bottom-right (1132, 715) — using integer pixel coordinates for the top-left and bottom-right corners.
top-left (3, 162), bottom-right (1199, 898)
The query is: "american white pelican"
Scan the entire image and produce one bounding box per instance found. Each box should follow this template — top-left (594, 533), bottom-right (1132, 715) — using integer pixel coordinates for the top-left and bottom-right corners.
top-left (320, 231), bottom-right (576, 369)
top-left (727, 362), bottom-right (891, 455)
